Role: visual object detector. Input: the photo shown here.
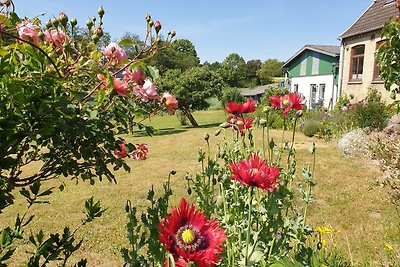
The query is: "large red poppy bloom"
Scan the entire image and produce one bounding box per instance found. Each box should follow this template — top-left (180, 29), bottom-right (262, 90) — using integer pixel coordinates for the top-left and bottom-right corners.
top-left (159, 198), bottom-right (226, 267)
top-left (269, 93), bottom-right (304, 117)
top-left (228, 155), bottom-right (280, 191)
top-left (226, 98), bottom-right (256, 114)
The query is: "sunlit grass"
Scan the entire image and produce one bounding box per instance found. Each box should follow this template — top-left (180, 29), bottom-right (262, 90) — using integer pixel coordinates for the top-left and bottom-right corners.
top-left (1, 110), bottom-right (398, 266)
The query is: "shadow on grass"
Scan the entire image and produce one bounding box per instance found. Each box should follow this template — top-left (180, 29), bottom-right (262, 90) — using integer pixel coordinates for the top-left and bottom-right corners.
top-left (186, 122), bottom-right (222, 129)
top-left (133, 127), bottom-right (187, 137)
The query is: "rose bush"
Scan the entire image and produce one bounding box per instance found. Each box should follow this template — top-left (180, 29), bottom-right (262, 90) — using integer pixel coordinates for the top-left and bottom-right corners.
top-left (0, 1), bottom-right (177, 265)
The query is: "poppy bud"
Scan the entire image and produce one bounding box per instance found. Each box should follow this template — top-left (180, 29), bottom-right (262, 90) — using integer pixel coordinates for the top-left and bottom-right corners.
top-left (259, 118), bottom-right (267, 126)
top-left (70, 18), bottom-right (77, 27)
top-left (236, 120), bottom-right (244, 126)
top-left (296, 110), bottom-right (303, 118)
top-left (219, 122), bottom-right (230, 128)
top-left (187, 187), bottom-right (192, 195)
top-left (263, 106), bottom-right (271, 113)
top-left (98, 6), bottom-right (105, 18)
top-left (170, 170), bottom-right (177, 175)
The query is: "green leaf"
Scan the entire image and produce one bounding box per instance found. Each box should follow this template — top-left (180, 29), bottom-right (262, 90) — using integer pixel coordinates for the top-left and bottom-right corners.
top-left (97, 89), bottom-right (106, 108)
top-left (119, 39), bottom-right (136, 46)
top-left (147, 66), bottom-right (160, 80)
top-left (270, 257), bottom-right (304, 267)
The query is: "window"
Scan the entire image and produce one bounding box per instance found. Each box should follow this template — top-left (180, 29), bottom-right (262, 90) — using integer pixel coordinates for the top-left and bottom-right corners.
top-left (350, 45), bottom-right (365, 81)
top-left (300, 53), bottom-right (307, 76)
top-left (373, 40), bottom-right (385, 81)
top-left (319, 84), bottom-right (325, 102)
top-left (312, 52), bottom-right (319, 75)
top-left (310, 84), bottom-right (317, 108)
top-left (293, 84), bottom-right (298, 92)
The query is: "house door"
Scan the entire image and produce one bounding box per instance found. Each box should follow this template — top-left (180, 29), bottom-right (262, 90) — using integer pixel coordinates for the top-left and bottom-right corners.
top-left (310, 84), bottom-right (317, 108)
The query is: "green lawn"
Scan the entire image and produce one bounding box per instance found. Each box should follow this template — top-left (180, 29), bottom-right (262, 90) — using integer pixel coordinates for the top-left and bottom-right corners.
top-left (1, 110), bottom-right (398, 266)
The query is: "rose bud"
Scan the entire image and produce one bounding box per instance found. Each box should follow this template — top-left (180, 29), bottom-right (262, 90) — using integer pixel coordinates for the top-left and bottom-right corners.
top-left (70, 18), bottom-right (77, 27)
top-left (59, 12), bottom-right (68, 27)
top-left (86, 18), bottom-right (93, 29)
top-left (98, 6), bottom-right (105, 18)
top-left (51, 18), bottom-right (59, 27)
top-left (154, 20), bottom-right (162, 33)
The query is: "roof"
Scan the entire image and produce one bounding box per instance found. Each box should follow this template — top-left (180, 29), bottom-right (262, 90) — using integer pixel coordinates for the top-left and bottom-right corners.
top-left (339, 0), bottom-right (398, 39)
top-left (241, 84), bottom-right (278, 97)
top-left (282, 45), bottom-right (340, 68)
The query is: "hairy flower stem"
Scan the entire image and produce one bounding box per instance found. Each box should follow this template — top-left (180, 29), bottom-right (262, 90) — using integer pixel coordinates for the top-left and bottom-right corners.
top-left (287, 117), bottom-right (298, 167)
top-left (262, 126), bottom-right (266, 160)
top-left (303, 148), bottom-right (316, 226)
top-left (266, 114), bottom-right (271, 162)
top-left (220, 184), bottom-right (233, 266)
top-left (281, 117), bottom-right (286, 148)
top-left (245, 186), bottom-right (254, 266)
top-left (267, 236), bottom-right (276, 261)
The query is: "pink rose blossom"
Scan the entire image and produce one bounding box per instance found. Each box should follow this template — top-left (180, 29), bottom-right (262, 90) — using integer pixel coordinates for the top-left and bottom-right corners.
top-left (162, 92), bottom-right (178, 115)
top-left (113, 78), bottom-right (129, 96)
top-left (114, 143), bottom-right (128, 158)
top-left (44, 29), bottom-right (70, 50)
top-left (123, 67), bottom-right (146, 85)
top-left (132, 144), bottom-right (148, 160)
top-left (103, 42), bottom-right (128, 64)
top-left (133, 79), bottom-right (160, 102)
top-left (16, 22), bottom-right (41, 43)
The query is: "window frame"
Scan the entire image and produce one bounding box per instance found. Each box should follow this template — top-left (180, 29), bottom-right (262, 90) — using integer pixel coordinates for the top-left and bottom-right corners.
top-left (373, 40), bottom-right (385, 81)
top-left (349, 45), bottom-right (365, 82)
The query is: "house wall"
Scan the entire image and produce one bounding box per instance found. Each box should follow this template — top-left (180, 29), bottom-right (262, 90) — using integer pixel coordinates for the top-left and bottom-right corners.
top-left (290, 74), bottom-right (337, 109)
top-left (288, 51), bottom-right (338, 78)
top-left (341, 34), bottom-right (391, 102)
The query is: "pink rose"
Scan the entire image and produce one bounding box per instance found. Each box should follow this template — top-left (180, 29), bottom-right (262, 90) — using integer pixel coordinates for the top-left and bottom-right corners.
top-left (123, 67), bottom-right (146, 85)
top-left (162, 92), bottom-right (178, 115)
top-left (133, 79), bottom-right (160, 102)
top-left (103, 42), bottom-right (128, 64)
top-left (114, 143), bottom-right (128, 158)
top-left (113, 78), bottom-right (129, 96)
top-left (44, 29), bottom-right (70, 50)
top-left (16, 22), bottom-right (41, 43)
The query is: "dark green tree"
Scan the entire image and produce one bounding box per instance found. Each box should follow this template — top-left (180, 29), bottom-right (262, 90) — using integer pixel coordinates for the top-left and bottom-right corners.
top-left (157, 66), bottom-right (225, 127)
top-left (257, 59), bottom-right (284, 85)
top-left (221, 53), bottom-right (247, 88)
top-left (246, 59), bottom-right (262, 85)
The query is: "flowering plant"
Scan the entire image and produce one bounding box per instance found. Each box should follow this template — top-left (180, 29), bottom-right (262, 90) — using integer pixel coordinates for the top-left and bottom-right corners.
top-left (0, 1), bottom-right (177, 265)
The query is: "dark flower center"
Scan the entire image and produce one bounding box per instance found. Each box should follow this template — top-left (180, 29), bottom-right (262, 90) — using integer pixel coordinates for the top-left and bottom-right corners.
top-left (175, 225), bottom-right (202, 252)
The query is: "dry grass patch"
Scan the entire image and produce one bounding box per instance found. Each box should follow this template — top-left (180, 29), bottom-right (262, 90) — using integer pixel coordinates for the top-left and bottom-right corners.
top-left (1, 110), bottom-right (397, 266)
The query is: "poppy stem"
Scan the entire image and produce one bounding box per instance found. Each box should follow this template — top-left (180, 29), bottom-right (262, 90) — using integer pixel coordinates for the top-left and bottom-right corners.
top-left (245, 186), bottom-right (254, 265)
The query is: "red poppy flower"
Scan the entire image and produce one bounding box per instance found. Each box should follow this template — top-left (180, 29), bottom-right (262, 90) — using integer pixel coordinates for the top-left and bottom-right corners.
top-left (226, 98), bottom-right (255, 114)
top-left (159, 198), bottom-right (226, 267)
top-left (114, 143), bottom-right (128, 158)
top-left (269, 93), bottom-right (304, 117)
top-left (228, 155), bottom-right (280, 191)
top-left (132, 143), bottom-right (148, 160)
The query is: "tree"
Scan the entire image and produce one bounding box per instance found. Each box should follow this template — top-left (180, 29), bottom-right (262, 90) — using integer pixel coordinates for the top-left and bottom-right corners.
top-left (376, 9), bottom-right (400, 100)
top-left (256, 58), bottom-right (284, 85)
top-left (157, 66), bottom-right (225, 127)
top-left (119, 32), bottom-right (142, 57)
top-left (246, 59), bottom-right (262, 85)
top-left (147, 38), bottom-right (199, 74)
top-left (221, 53), bottom-right (247, 88)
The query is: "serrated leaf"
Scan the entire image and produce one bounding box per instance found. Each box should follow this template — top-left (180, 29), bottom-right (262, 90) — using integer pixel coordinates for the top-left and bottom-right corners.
top-left (97, 89), bottom-right (106, 108)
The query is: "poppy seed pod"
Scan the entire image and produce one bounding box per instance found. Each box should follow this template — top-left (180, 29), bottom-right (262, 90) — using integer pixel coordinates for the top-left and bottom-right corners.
top-left (259, 118), bottom-right (267, 126)
top-left (296, 110), bottom-right (303, 118)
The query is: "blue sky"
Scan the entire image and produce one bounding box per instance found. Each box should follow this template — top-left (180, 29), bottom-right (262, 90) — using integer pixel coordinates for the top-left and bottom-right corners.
top-left (15, 0), bottom-right (371, 63)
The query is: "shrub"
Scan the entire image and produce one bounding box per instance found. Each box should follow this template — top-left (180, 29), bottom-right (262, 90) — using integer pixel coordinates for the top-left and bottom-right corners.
top-left (220, 88), bottom-right (245, 109)
top-left (369, 134), bottom-right (400, 209)
top-left (302, 119), bottom-right (322, 137)
top-left (354, 88), bottom-right (389, 130)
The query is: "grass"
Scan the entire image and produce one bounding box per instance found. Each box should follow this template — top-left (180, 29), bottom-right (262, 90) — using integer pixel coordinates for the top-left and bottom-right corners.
top-left (1, 110), bottom-right (398, 266)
